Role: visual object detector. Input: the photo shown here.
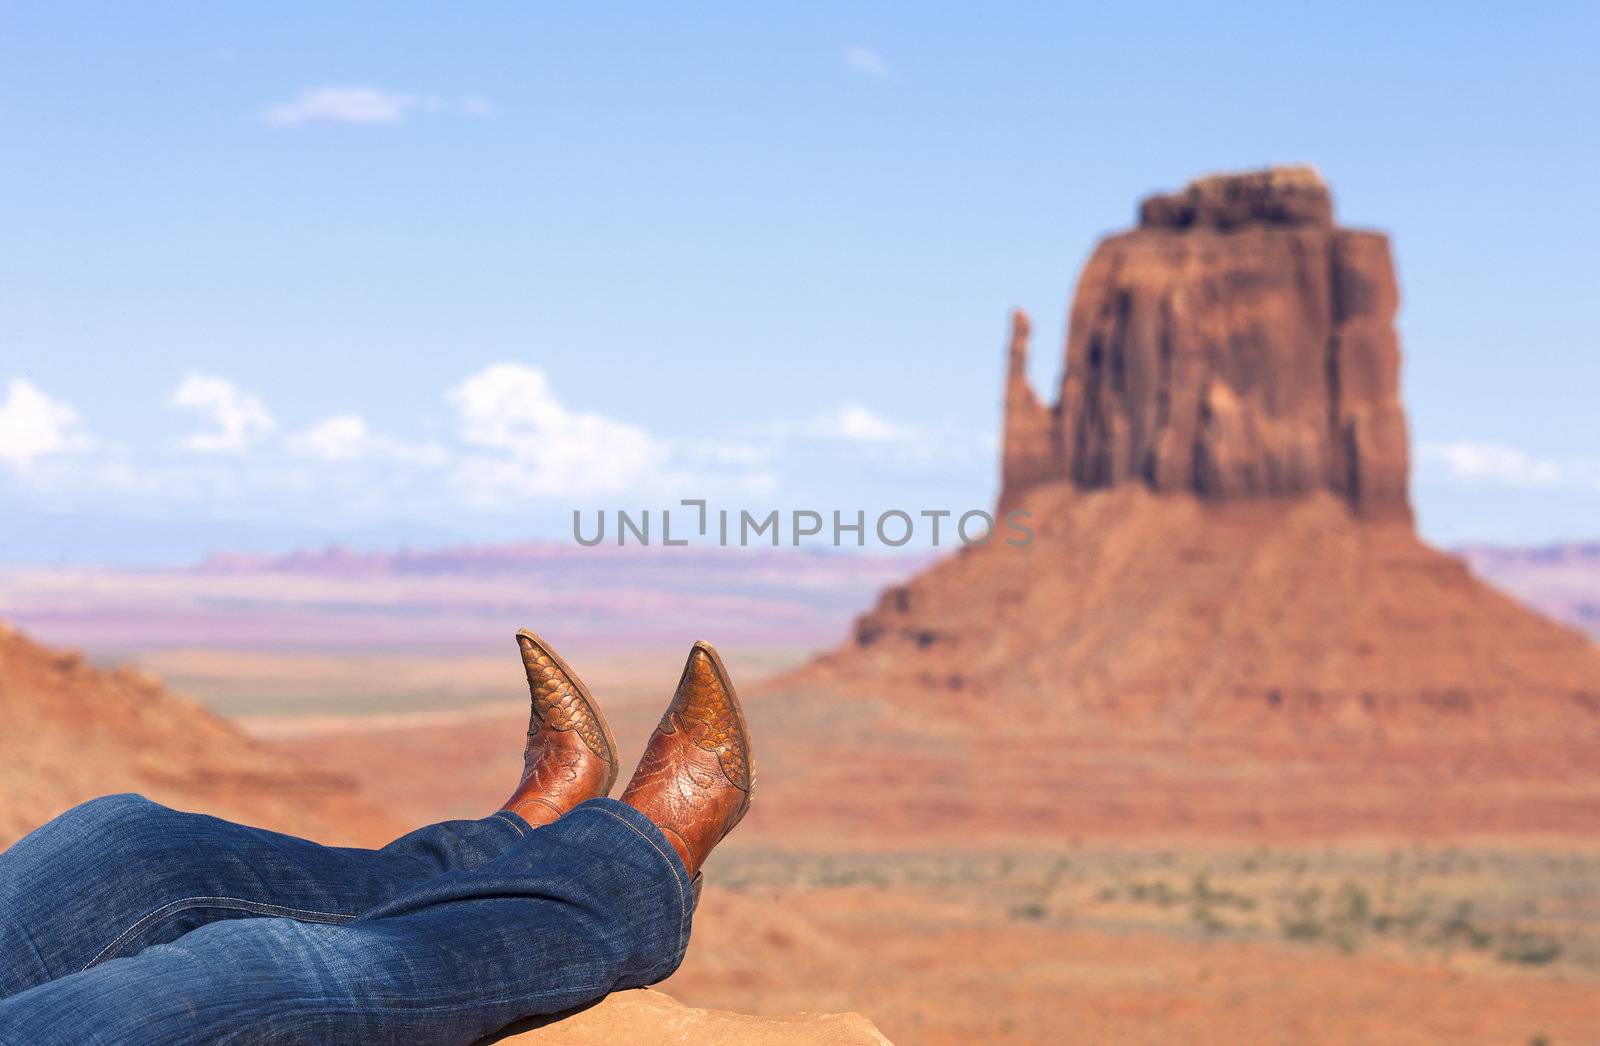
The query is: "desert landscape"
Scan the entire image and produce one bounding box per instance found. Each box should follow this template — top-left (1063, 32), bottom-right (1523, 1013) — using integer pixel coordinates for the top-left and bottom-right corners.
top-left (4, 168), bottom-right (1599, 1043)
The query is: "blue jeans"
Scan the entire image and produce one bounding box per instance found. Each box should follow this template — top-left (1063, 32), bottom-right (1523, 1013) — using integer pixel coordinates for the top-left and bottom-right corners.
top-left (0, 794), bottom-right (694, 1044)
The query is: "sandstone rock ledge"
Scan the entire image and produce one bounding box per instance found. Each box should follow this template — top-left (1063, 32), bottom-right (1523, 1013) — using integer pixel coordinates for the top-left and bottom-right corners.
top-left (485, 988), bottom-right (892, 1045)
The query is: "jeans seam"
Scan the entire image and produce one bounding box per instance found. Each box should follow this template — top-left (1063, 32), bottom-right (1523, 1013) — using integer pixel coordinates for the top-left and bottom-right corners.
top-left (491, 809), bottom-right (529, 837)
top-left (83, 897), bottom-right (357, 972)
top-left (588, 807), bottom-right (689, 963)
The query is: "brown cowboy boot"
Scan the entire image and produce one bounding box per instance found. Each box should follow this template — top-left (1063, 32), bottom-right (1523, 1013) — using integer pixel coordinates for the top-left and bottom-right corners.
top-left (620, 641), bottom-right (754, 880)
top-left (501, 629), bottom-right (619, 827)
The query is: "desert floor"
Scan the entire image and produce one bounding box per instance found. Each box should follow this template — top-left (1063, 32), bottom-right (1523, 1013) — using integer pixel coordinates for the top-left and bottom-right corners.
top-left (147, 648), bottom-right (1600, 1045)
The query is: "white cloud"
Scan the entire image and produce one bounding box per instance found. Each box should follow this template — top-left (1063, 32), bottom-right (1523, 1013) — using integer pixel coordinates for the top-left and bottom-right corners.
top-left (262, 87), bottom-right (493, 127)
top-left (843, 45), bottom-right (888, 78)
top-left (170, 374), bottom-right (277, 454)
top-left (0, 379), bottom-right (92, 468)
top-left (286, 414), bottom-right (369, 461)
top-left (807, 404), bottom-right (919, 444)
top-left (7, 364), bottom-right (776, 529)
top-left (448, 364), bottom-right (669, 504)
top-left (681, 439), bottom-right (773, 468)
top-left (264, 86), bottom-right (412, 126)
top-left (1419, 440), bottom-right (1570, 489)
top-left (287, 414), bottom-right (447, 466)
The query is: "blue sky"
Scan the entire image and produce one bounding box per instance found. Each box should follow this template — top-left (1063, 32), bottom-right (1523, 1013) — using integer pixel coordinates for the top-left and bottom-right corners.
top-left (2, 3), bottom-right (1597, 563)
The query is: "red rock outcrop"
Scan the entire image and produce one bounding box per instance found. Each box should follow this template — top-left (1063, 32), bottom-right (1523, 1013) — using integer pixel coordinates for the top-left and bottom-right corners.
top-left (999, 165), bottom-right (1410, 520)
top-left (488, 988), bottom-right (890, 1045)
top-left (0, 622), bottom-right (403, 848)
top-left (793, 167), bottom-right (1600, 759)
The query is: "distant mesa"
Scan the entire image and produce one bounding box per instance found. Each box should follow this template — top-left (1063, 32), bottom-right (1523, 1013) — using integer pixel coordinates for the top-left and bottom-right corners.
top-left (1001, 164), bottom-right (1409, 522)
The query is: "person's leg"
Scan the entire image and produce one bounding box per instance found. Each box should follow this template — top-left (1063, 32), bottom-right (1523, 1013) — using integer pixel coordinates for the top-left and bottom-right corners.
top-left (0, 799), bottom-right (690, 1046)
top-left (0, 638), bottom-right (747, 1044)
top-left (0, 629), bottom-right (620, 1002)
top-left (0, 792), bottom-right (529, 1000)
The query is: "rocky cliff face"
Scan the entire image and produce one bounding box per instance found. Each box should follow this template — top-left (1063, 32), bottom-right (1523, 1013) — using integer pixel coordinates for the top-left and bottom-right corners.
top-left (0, 622), bottom-right (402, 848)
top-left (1000, 166), bottom-right (1410, 520)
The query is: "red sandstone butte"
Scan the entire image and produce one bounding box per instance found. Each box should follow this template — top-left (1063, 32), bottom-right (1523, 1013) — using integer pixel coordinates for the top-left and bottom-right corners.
top-left (1000, 165), bottom-right (1409, 521)
top-left (796, 167), bottom-right (1600, 761)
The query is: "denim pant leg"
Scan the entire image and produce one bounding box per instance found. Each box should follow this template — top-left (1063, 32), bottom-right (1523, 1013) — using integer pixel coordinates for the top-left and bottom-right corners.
top-left (0, 799), bottom-right (693, 1046)
top-left (0, 793), bottom-right (529, 999)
